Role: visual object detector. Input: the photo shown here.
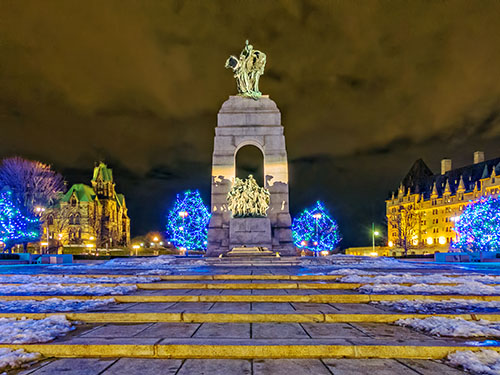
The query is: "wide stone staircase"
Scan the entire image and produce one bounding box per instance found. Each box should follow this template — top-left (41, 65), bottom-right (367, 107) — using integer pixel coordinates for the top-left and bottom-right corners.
top-left (2, 263), bottom-right (496, 373)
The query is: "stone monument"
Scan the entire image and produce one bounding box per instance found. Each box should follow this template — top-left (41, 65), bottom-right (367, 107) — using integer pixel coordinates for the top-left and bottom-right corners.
top-left (206, 41), bottom-right (295, 256)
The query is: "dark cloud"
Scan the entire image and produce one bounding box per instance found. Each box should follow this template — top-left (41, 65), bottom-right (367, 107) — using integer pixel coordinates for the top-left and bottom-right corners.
top-left (2, 1), bottom-right (500, 245)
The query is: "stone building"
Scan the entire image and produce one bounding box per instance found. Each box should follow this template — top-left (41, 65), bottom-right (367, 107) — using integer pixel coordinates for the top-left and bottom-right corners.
top-left (46, 162), bottom-right (130, 250)
top-left (386, 151), bottom-right (500, 254)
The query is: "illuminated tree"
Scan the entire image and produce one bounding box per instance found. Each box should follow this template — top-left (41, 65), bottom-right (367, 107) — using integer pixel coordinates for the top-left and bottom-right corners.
top-left (166, 190), bottom-right (210, 251)
top-left (0, 188), bottom-right (40, 252)
top-left (292, 201), bottom-right (341, 253)
top-left (388, 204), bottom-right (420, 256)
top-left (452, 196), bottom-right (500, 252)
top-left (0, 157), bottom-right (65, 213)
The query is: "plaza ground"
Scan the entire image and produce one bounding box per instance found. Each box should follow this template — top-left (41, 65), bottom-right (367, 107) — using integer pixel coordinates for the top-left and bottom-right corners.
top-left (2, 256), bottom-right (500, 374)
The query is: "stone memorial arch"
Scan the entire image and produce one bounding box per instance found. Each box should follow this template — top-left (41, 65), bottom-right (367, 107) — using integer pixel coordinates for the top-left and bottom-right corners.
top-left (206, 95), bottom-right (295, 256)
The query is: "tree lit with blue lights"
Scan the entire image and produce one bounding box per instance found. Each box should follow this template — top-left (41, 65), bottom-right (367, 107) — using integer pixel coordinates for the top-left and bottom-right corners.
top-left (452, 196), bottom-right (500, 252)
top-left (166, 190), bottom-right (210, 251)
top-left (0, 188), bottom-right (40, 251)
top-left (292, 201), bottom-right (341, 253)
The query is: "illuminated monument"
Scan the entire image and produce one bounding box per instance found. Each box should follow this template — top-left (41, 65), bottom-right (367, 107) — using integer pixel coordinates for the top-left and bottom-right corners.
top-left (206, 41), bottom-right (295, 256)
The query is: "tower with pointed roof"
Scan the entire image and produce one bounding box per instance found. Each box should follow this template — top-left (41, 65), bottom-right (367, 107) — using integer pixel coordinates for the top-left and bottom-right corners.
top-left (47, 162), bottom-right (130, 250)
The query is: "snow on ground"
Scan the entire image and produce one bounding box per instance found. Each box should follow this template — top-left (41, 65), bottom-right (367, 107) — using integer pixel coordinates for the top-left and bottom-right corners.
top-left (301, 255), bottom-right (442, 269)
top-left (359, 281), bottom-right (500, 295)
top-left (0, 298), bottom-right (115, 313)
top-left (343, 273), bottom-right (500, 284)
top-left (448, 349), bottom-right (500, 375)
top-left (0, 348), bottom-right (40, 373)
top-left (0, 315), bottom-right (73, 344)
top-left (0, 275), bottom-right (159, 284)
top-left (375, 298), bottom-right (500, 314)
top-left (397, 316), bottom-right (500, 337)
top-left (0, 284), bottom-right (136, 296)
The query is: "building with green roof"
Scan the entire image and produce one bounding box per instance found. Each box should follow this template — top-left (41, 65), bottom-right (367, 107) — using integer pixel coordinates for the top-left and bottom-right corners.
top-left (47, 162), bottom-right (130, 249)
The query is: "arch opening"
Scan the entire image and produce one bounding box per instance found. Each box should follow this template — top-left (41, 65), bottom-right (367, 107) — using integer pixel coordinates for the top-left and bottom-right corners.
top-left (235, 145), bottom-right (264, 187)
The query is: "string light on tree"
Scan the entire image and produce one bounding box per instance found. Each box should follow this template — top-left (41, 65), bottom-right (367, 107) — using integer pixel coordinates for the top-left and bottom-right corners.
top-left (166, 190), bottom-right (210, 251)
top-left (0, 188), bottom-right (40, 251)
top-left (292, 201), bottom-right (341, 254)
top-left (452, 196), bottom-right (500, 252)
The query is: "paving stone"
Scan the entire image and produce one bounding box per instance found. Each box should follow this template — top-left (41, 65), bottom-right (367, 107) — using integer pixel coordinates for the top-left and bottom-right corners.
top-left (398, 359), bottom-right (467, 374)
top-left (194, 323), bottom-right (250, 338)
top-left (253, 359), bottom-right (331, 375)
top-left (301, 323), bottom-right (369, 338)
top-left (176, 359), bottom-right (251, 375)
top-left (252, 302), bottom-right (295, 312)
top-left (135, 322), bottom-right (200, 338)
top-left (122, 302), bottom-right (176, 312)
top-left (351, 323), bottom-right (436, 340)
top-left (323, 358), bottom-right (420, 374)
top-left (28, 358), bottom-right (116, 375)
top-left (167, 302), bottom-right (214, 311)
top-left (101, 358), bottom-right (183, 374)
top-left (292, 303), bottom-right (338, 312)
top-left (81, 323), bottom-right (152, 338)
top-left (252, 323), bottom-right (309, 339)
top-left (209, 302), bottom-right (251, 312)
top-left (330, 303), bottom-right (387, 313)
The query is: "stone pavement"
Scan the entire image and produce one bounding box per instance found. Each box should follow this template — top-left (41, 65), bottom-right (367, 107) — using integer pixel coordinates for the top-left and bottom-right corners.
top-left (3, 257), bottom-right (488, 374)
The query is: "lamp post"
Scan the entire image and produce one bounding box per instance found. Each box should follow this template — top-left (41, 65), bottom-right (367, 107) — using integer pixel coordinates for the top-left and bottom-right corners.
top-left (35, 206), bottom-right (47, 254)
top-left (179, 211), bottom-right (188, 256)
top-left (312, 212), bottom-right (322, 257)
top-left (372, 222), bottom-right (380, 254)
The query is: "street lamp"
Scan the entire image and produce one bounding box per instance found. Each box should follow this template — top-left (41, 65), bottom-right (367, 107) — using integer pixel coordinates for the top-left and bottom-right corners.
top-left (179, 211), bottom-right (189, 256)
top-left (312, 213), bottom-right (322, 257)
top-left (372, 222), bottom-right (380, 254)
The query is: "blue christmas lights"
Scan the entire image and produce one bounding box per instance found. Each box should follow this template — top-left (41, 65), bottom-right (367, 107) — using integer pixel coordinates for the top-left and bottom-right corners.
top-left (0, 188), bottom-right (40, 251)
top-left (452, 196), bottom-right (500, 252)
top-left (166, 190), bottom-right (211, 251)
top-left (292, 201), bottom-right (341, 253)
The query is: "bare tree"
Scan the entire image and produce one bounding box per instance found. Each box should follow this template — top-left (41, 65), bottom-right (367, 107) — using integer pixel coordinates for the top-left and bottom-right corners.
top-left (388, 204), bottom-right (420, 256)
top-left (0, 157), bottom-right (65, 213)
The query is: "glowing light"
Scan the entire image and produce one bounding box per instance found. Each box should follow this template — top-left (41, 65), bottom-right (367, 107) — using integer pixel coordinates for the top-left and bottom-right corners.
top-left (369, 252), bottom-right (379, 257)
top-left (320, 250), bottom-right (329, 256)
top-left (0, 189), bottom-right (40, 250)
top-left (439, 236), bottom-right (446, 245)
top-left (41, 242), bottom-right (48, 246)
top-left (388, 241), bottom-right (394, 247)
top-left (453, 196), bottom-right (500, 252)
top-left (427, 237), bottom-right (434, 245)
top-left (86, 244), bottom-right (94, 248)
top-left (374, 231), bottom-right (380, 236)
top-left (153, 237), bottom-right (159, 242)
top-left (292, 201), bottom-right (341, 253)
top-left (132, 245), bottom-right (140, 249)
top-left (166, 190), bottom-right (211, 251)
top-left (89, 236), bottom-right (95, 240)
top-left (412, 239), bottom-right (418, 246)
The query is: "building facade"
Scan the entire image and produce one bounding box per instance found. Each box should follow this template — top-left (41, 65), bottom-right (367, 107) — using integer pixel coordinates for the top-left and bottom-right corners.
top-left (386, 151), bottom-right (500, 254)
top-left (46, 162), bottom-right (130, 250)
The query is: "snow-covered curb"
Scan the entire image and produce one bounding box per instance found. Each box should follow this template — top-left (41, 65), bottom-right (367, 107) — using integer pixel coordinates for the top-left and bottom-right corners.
top-left (397, 317), bottom-right (500, 337)
top-left (448, 349), bottom-right (500, 375)
top-left (375, 298), bottom-right (500, 314)
top-left (0, 284), bottom-right (136, 296)
top-left (0, 298), bottom-right (115, 313)
top-left (0, 316), bottom-right (73, 344)
top-left (0, 275), bottom-right (159, 284)
top-left (343, 273), bottom-right (500, 285)
top-left (359, 281), bottom-right (500, 295)
top-left (0, 348), bottom-right (39, 373)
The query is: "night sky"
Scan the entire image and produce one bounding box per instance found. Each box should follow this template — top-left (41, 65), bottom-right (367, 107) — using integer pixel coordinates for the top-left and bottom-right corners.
top-left (2, 1), bottom-right (500, 247)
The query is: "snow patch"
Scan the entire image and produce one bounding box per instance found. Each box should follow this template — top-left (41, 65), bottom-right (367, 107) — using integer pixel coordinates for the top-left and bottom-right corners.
top-left (0, 284), bottom-right (136, 296)
top-left (448, 349), bottom-right (500, 375)
top-left (0, 298), bottom-right (115, 313)
top-left (359, 281), bottom-right (500, 295)
top-left (0, 348), bottom-right (40, 373)
top-left (0, 315), bottom-right (73, 344)
top-left (397, 317), bottom-right (500, 337)
top-left (375, 298), bottom-right (500, 314)
top-left (0, 275), bottom-right (159, 284)
top-left (343, 273), bottom-right (500, 285)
